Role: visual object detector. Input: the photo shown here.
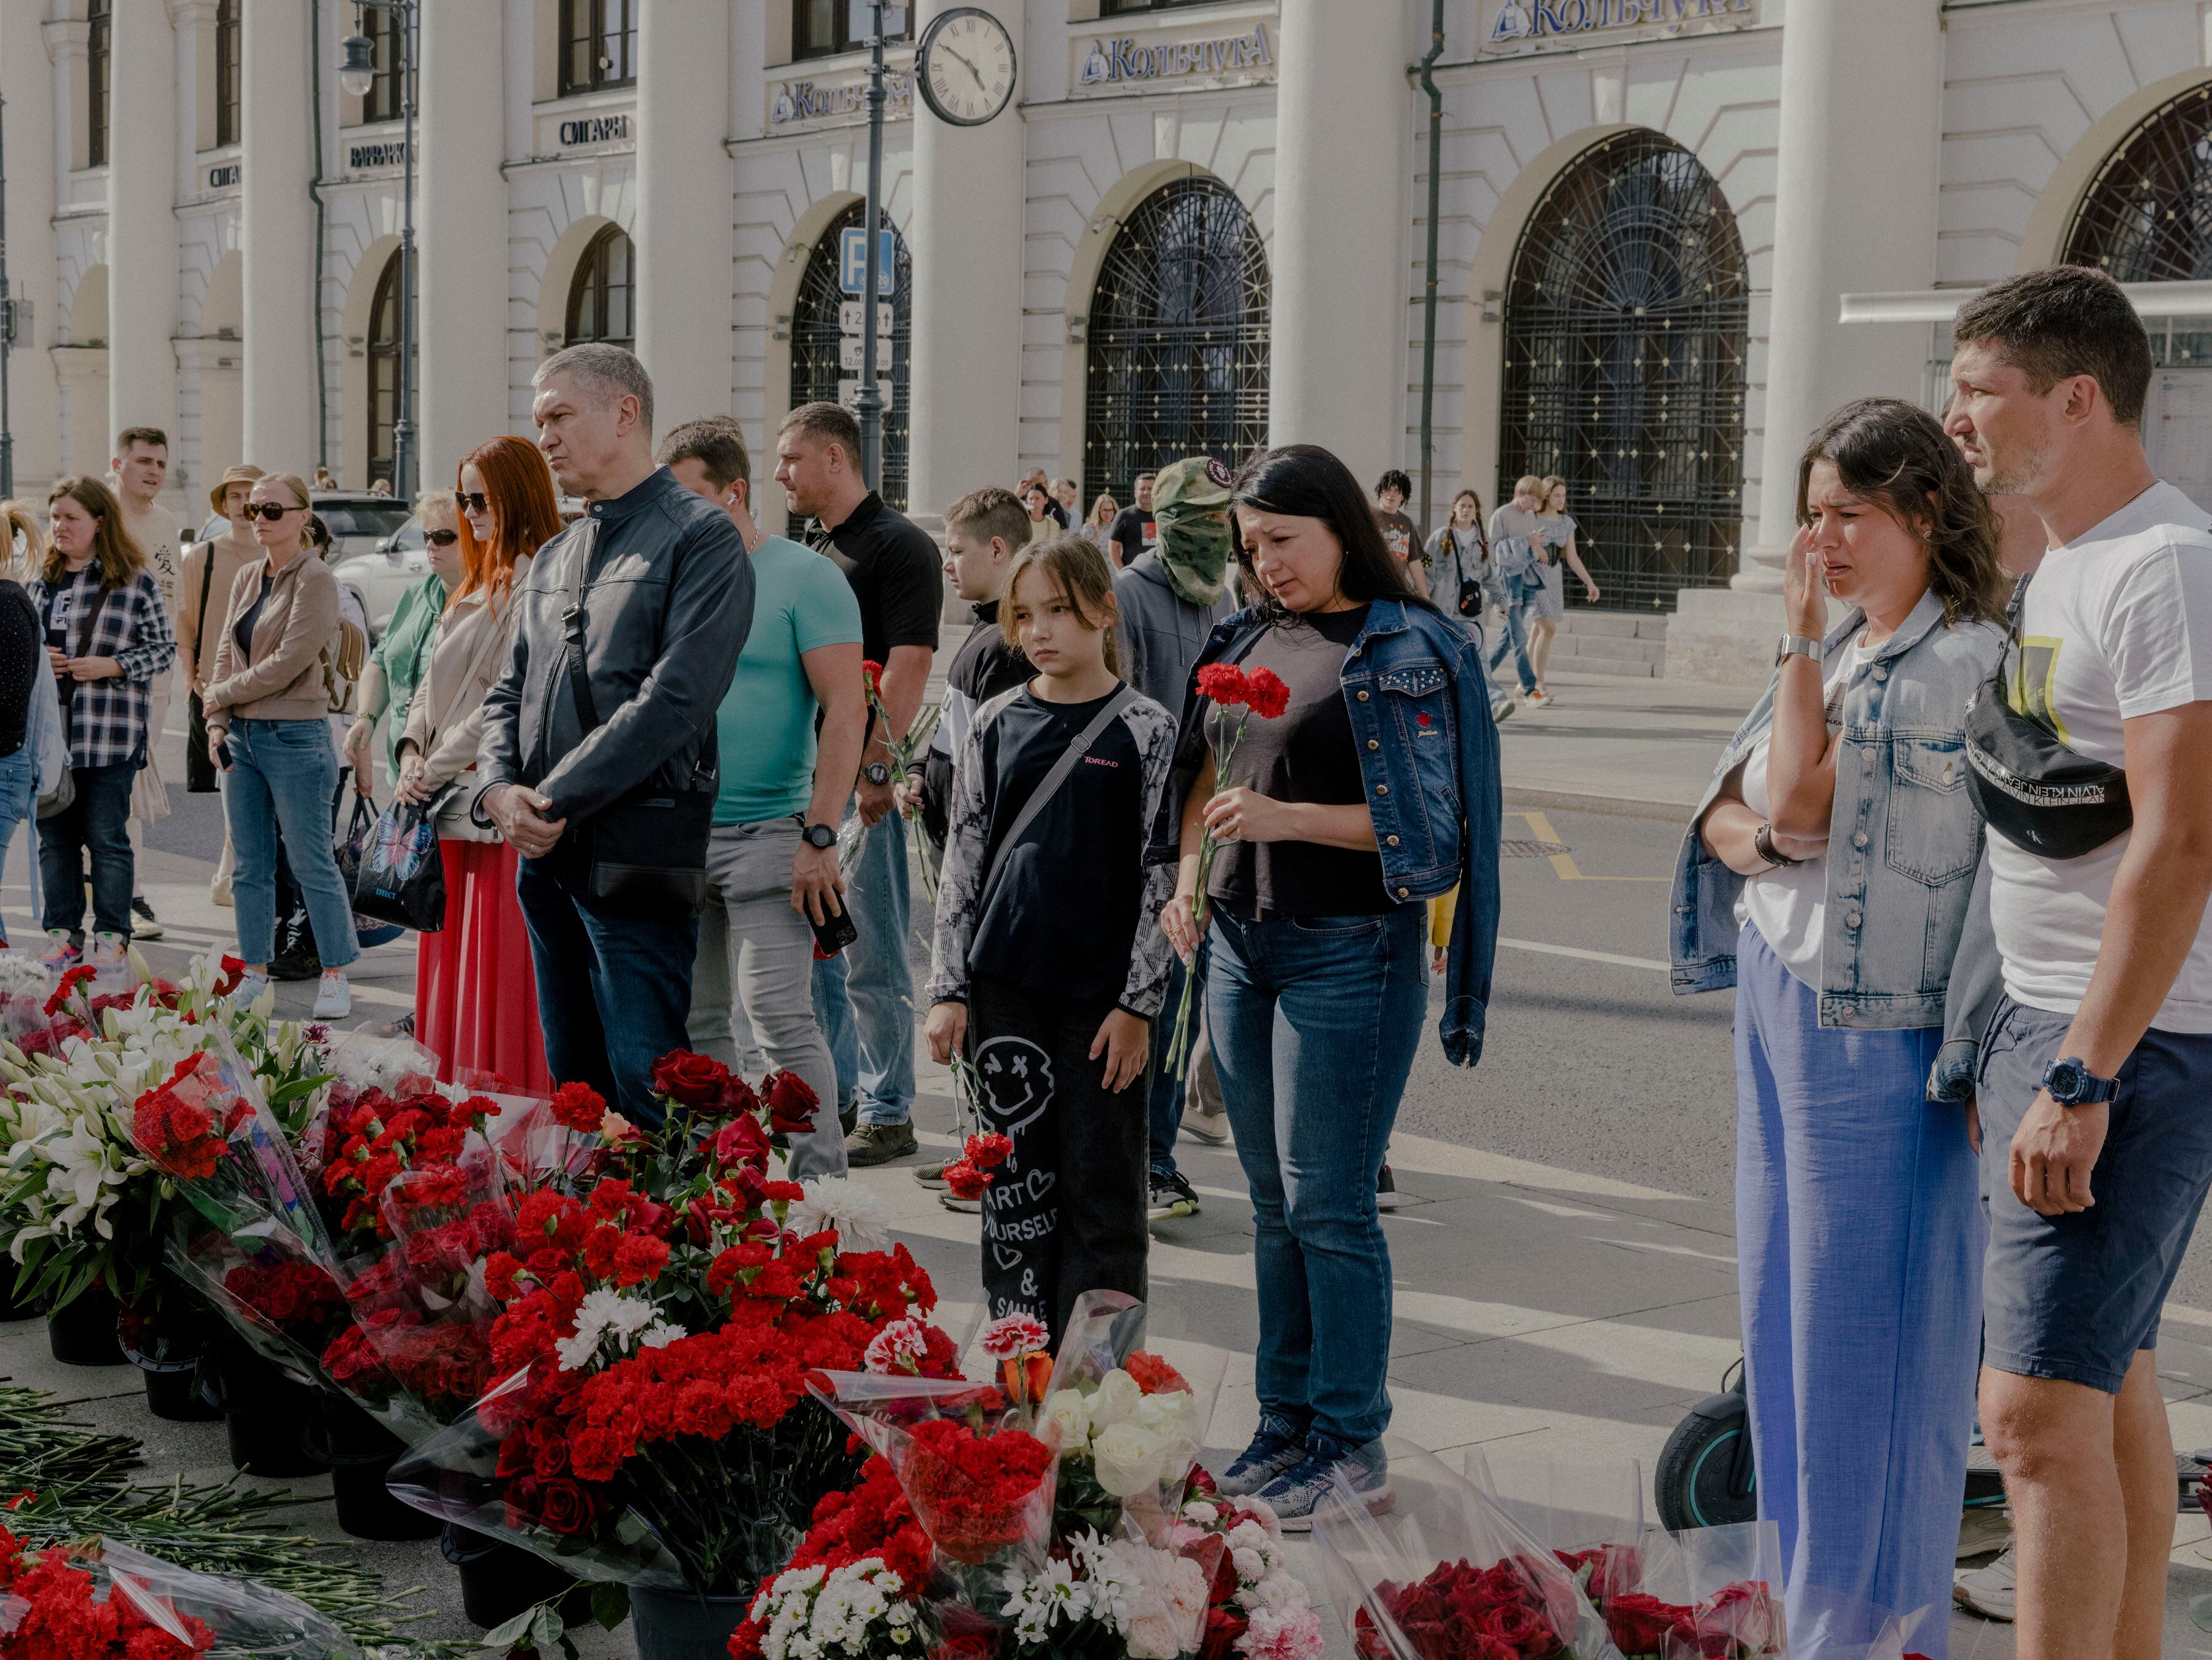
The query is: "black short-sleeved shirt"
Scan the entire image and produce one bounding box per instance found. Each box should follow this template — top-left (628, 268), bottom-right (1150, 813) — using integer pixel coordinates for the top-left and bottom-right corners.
top-left (967, 687), bottom-right (1149, 1008)
top-left (1377, 509), bottom-right (1421, 567)
top-left (805, 492), bottom-right (944, 663)
top-left (0, 582), bottom-right (41, 759)
top-left (1207, 605), bottom-right (1392, 917)
top-left (1109, 504), bottom-right (1157, 570)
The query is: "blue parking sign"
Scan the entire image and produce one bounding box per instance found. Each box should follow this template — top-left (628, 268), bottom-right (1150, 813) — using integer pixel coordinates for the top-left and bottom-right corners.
top-left (838, 227), bottom-right (896, 296)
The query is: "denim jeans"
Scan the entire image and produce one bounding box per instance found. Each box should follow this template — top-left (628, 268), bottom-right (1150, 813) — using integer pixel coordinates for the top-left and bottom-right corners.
top-left (516, 853), bottom-right (699, 1129)
top-left (1485, 598), bottom-right (1537, 695)
top-left (688, 819), bottom-right (846, 1181)
top-left (1207, 901), bottom-right (1426, 1448)
top-left (39, 761), bottom-right (137, 943)
top-left (809, 805), bottom-right (916, 1126)
top-left (0, 749), bottom-right (41, 945)
top-left (221, 719), bottom-right (361, 969)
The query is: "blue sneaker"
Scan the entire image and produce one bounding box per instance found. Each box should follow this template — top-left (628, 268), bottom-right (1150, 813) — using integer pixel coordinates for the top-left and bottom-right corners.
top-left (1214, 1426), bottom-right (1306, 1498)
top-left (1259, 1438), bottom-right (1390, 1532)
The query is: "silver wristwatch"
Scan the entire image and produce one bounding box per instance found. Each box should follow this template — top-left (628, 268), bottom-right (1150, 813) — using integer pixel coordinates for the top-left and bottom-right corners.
top-left (1775, 633), bottom-right (1822, 667)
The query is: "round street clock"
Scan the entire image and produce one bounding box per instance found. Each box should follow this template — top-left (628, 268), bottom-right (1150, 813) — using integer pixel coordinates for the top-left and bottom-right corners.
top-left (916, 7), bottom-right (1017, 127)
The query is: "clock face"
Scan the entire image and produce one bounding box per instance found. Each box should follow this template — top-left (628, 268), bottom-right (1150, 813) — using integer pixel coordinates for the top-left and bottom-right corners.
top-left (917, 7), bottom-right (1016, 128)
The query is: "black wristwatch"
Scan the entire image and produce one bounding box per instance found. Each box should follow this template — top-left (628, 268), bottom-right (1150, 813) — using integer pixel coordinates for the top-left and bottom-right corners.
top-left (800, 821), bottom-right (837, 851)
top-left (862, 761), bottom-right (892, 787)
top-left (2042, 1056), bottom-right (2120, 1107)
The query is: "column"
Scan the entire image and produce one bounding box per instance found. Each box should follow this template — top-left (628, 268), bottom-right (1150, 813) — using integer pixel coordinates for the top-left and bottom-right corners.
top-left (238, 0), bottom-right (319, 472)
top-left (906, 0), bottom-right (1024, 522)
top-left (1665, 0), bottom-right (1939, 684)
top-left (106, 0), bottom-right (179, 462)
top-left (418, 0), bottom-right (509, 482)
top-left (633, 1), bottom-right (731, 433)
top-left (1266, 0), bottom-right (1407, 481)
top-left (4, 9), bottom-right (63, 495)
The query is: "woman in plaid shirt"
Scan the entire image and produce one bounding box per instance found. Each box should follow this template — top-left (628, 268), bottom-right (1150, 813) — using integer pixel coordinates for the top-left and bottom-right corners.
top-left (32, 477), bottom-right (175, 968)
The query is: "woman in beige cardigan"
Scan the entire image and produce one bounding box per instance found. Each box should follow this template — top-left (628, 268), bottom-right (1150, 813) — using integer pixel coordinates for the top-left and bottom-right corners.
top-left (396, 434), bottom-right (563, 1092)
top-left (202, 472), bottom-right (357, 1017)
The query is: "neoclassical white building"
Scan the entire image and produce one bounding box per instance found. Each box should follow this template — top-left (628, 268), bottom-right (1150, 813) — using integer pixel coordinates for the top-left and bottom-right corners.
top-left (10, 0), bottom-right (2212, 680)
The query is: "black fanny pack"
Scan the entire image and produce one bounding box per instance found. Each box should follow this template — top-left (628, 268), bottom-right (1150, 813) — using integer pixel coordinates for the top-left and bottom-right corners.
top-left (1963, 572), bottom-right (2132, 861)
top-left (561, 520), bottom-right (715, 920)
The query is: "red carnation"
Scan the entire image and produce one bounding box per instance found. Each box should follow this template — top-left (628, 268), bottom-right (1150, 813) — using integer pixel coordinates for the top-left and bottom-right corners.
top-left (1194, 663), bottom-right (1251, 708)
top-left (547, 1081), bottom-right (607, 1133)
top-left (1124, 1350), bottom-right (1190, 1396)
top-left (1242, 666), bottom-right (1290, 720)
top-left (963, 1133), bottom-right (1011, 1170)
top-left (942, 1159), bottom-right (990, 1201)
top-left (862, 660), bottom-right (884, 694)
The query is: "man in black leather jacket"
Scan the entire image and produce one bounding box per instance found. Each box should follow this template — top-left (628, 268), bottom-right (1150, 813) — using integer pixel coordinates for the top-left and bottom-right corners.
top-left (476, 343), bottom-right (752, 1121)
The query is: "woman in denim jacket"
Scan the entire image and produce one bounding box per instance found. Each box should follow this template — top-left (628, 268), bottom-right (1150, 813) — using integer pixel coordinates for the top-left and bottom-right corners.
top-left (1671, 400), bottom-right (2004, 1652)
top-left (1153, 444), bottom-right (1502, 1525)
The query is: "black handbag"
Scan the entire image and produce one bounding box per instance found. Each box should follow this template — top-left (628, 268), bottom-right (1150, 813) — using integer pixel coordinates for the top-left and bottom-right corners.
top-left (350, 796), bottom-right (449, 933)
top-left (1963, 572), bottom-right (2133, 861)
top-left (184, 557), bottom-right (218, 793)
top-left (560, 521), bottom-right (715, 920)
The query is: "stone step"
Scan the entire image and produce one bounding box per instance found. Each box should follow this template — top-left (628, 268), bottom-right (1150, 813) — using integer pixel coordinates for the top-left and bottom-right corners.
top-left (1555, 633), bottom-right (1665, 664)
top-left (1560, 611), bottom-right (1669, 640)
top-left (1553, 654), bottom-right (1658, 678)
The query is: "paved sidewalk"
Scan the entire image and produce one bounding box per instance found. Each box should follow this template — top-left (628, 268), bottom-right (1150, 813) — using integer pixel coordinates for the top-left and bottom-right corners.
top-left (1495, 670), bottom-right (1749, 818)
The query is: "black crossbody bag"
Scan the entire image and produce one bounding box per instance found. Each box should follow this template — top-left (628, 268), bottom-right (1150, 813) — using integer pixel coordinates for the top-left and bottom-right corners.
top-left (560, 520), bottom-right (715, 919)
top-left (1963, 572), bottom-right (2133, 860)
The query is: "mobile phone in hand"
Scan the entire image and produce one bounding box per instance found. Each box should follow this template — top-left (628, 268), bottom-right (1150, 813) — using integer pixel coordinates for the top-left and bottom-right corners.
top-left (810, 903), bottom-right (858, 957)
top-left (214, 737), bottom-right (233, 771)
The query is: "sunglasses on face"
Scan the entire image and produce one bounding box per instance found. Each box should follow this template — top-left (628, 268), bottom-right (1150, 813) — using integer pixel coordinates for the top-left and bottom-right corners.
top-left (245, 502), bottom-right (302, 522)
top-left (425, 528), bottom-right (459, 546)
top-left (457, 493), bottom-right (492, 514)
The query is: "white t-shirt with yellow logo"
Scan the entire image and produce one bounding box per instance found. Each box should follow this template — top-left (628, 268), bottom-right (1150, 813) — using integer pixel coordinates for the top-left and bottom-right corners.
top-left (1989, 479), bottom-right (2212, 1029)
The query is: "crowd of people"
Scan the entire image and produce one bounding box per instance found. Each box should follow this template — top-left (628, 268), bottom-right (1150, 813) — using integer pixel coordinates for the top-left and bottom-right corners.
top-left (1, 262), bottom-right (2210, 1656)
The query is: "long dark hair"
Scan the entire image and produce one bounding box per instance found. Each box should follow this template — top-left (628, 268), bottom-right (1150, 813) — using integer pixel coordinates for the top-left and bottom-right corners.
top-left (1229, 444), bottom-right (1436, 618)
top-left (1794, 398), bottom-right (2006, 628)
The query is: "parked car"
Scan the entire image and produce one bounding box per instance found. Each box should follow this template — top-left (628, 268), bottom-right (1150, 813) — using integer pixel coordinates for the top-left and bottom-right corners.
top-left (313, 491), bottom-right (418, 638)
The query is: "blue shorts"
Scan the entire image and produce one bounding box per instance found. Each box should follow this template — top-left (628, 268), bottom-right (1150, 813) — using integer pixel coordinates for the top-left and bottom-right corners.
top-left (1979, 996), bottom-right (2212, 1393)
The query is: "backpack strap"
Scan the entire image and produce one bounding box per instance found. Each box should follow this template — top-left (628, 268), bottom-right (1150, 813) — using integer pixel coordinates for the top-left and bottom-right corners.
top-left (562, 519), bottom-right (604, 735)
top-left (978, 684), bottom-right (1135, 909)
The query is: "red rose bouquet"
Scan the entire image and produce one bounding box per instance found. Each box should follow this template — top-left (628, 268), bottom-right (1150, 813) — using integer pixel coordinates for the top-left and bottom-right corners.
top-left (1167, 663), bottom-right (1290, 1076)
top-left (1313, 1444), bottom-right (1612, 1660)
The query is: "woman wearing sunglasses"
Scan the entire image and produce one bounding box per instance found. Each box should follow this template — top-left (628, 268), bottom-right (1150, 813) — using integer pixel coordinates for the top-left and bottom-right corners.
top-left (399, 436), bottom-right (564, 1092)
top-left (343, 488), bottom-right (463, 793)
top-left (201, 473), bottom-right (359, 1017)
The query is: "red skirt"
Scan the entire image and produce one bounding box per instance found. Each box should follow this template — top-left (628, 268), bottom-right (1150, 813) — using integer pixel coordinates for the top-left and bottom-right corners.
top-left (415, 837), bottom-right (553, 1096)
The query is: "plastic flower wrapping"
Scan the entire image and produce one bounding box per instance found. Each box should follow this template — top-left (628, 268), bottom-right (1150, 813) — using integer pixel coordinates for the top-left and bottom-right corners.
top-left (1313, 1443), bottom-right (1616, 1660)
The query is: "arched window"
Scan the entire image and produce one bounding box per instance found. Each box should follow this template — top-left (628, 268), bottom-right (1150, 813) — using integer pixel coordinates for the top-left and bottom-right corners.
top-left (565, 226), bottom-right (635, 351)
top-left (1498, 130), bottom-right (1749, 608)
top-left (367, 254), bottom-right (402, 491)
top-left (789, 203), bottom-right (913, 509)
top-left (1083, 178), bottom-right (1269, 506)
top-left (2065, 85), bottom-right (2212, 281)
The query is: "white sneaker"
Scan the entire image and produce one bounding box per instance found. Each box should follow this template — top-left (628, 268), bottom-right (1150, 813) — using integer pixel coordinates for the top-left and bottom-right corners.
top-left (312, 971), bottom-right (352, 1019)
top-left (1179, 1107), bottom-right (1230, 1147)
top-left (209, 874), bottom-right (233, 908)
top-left (88, 931), bottom-right (127, 971)
top-left (229, 971), bottom-right (270, 1008)
top-left (1953, 1543), bottom-right (2016, 1621)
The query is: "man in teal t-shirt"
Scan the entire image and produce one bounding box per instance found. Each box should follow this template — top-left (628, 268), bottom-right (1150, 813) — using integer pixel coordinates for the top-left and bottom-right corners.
top-left (659, 417), bottom-right (867, 1180)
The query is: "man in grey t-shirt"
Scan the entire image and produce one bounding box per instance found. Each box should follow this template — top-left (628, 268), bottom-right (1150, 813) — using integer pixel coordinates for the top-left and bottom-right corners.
top-left (1486, 477), bottom-right (1544, 700)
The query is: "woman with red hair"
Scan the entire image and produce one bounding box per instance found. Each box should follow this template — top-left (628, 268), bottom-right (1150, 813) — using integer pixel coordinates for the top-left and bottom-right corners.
top-left (397, 434), bottom-right (564, 1091)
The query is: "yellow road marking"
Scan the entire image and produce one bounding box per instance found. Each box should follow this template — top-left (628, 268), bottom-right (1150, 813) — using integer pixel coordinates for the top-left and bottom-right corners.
top-left (1515, 810), bottom-right (1670, 883)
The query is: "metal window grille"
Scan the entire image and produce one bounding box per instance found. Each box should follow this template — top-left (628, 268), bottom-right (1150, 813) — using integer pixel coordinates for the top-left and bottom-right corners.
top-left (2065, 84), bottom-right (2212, 282)
top-left (1083, 178), bottom-right (1269, 507)
top-left (565, 226), bottom-right (635, 353)
top-left (790, 203), bottom-right (913, 509)
top-left (1498, 130), bottom-right (1750, 609)
top-left (87, 0), bottom-right (111, 167)
top-left (215, 0), bottom-right (240, 148)
top-left (367, 255), bottom-right (403, 490)
top-left (560, 0), bottom-right (638, 95)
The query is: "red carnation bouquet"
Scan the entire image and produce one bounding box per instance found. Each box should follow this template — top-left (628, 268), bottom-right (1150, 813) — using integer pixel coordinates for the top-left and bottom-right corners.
top-left (1166, 662), bottom-right (1290, 1076)
top-left (127, 1040), bottom-right (333, 1255)
top-left (728, 1453), bottom-right (939, 1660)
top-left (1314, 1444), bottom-right (1613, 1660)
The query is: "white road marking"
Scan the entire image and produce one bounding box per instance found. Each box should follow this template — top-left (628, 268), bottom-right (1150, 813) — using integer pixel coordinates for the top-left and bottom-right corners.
top-left (1498, 935), bottom-right (1669, 973)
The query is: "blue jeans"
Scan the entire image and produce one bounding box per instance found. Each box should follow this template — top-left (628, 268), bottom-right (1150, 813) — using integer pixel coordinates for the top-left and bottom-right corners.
top-left (1207, 901), bottom-right (1426, 1449)
top-left (1735, 923), bottom-right (1980, 1659)
top-left (39, 760), bottom-right (137, 943)
top-left (221, 719), bottom-right (361, 968)
top-left (1147, 947), bottom-right (1203, 1178)
top-left (0, 749), bottom-right (39, 945)
top-left (516, 854), bottom-right (699, 1128)
top-left (1486, 597), bottom-right (1537, 695)
top-left (809, 806), bottom-right (915, 1126)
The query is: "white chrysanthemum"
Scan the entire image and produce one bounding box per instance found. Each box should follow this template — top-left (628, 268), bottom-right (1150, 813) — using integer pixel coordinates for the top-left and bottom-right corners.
top-left (554, 1288), bottom-right (663, 1371)
top-left (784, 1178), bottom-right (887, 1250)
top-left (0, 953), bottom-right (51, 994)
top-left (639, 1318), bottom-right (684, 1349)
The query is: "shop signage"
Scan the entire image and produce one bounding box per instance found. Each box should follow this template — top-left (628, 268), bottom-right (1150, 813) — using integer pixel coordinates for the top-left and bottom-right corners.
top-left (205, 162), bottom-right (239, 190)
top-left (347, 139), bottom-right (407, 171)
top-left (769, 68), bottom-right (914, 127)
top-left (557, 112), bottom-right (630, 147)
top-left (1074, 23), bottom-right (1273, 92)
top-left (1486, 0), bottom-right (1752, 47)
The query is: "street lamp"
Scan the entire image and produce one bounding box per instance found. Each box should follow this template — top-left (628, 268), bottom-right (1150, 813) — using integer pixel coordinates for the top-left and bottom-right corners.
top-left (337, 4), bottom-right (417, 497)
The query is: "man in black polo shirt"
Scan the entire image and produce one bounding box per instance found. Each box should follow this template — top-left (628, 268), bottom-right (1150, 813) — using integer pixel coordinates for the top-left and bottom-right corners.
top-left (774, 401), bottom-right (944, 1165)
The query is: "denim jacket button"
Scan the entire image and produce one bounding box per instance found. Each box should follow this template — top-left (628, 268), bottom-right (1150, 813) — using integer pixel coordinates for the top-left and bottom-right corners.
top-left (1873, 664), bottom-right (1889, 681)
top-left (1357, 690), bottom-right (1370, 701)
top-left (1386, 835), bottom-right (1400, 847)
top-left (1375, 784), bottom-right (1387, 795)
top-left (1397, 887), bottom-right (1410, 898)
top-left (1846, 911), bottom-right (1863, 928)
top-left (1367, 738), bottom-right (1379, 750)
top-left (1853, 831), bottom-right (1868, 848)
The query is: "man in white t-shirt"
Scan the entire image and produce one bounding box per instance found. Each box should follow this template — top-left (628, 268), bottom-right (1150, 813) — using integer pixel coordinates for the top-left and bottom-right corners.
top-left (111, 427), bottom-right (181, 941)
top-left (1945, 265), bottom-right (2212, 1660)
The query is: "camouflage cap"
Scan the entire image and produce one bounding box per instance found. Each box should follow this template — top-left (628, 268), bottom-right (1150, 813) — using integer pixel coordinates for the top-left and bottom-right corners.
top-left (1150, 455), bottom-right (1234, 517)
